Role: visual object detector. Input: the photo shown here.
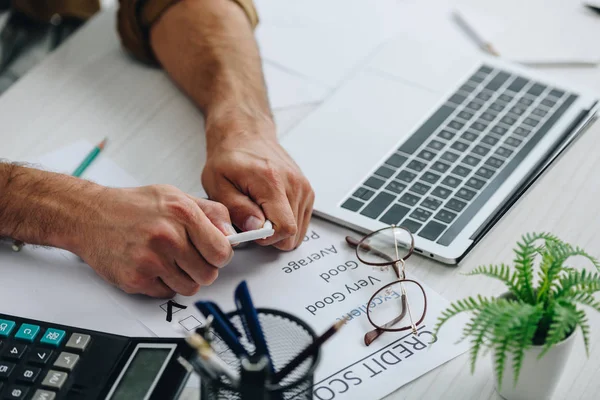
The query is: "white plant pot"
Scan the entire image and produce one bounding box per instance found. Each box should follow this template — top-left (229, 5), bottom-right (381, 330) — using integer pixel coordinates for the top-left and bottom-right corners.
top-left (492, 329), bottom-right (576, 400)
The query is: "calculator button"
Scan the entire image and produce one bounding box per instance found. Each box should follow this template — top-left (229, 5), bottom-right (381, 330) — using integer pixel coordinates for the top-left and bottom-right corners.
top-left (31, 390), bottom-right (56, 400)
top-left (41, 370), bottom-right (67, 390)
top-left (0, 362), bottom-right (15, 379)
top-left (14, 324), bottom-right (40, 343)
top-left (53, 352), bottom-right (79, 371)
top-left (16, 367), bottom-right (40, 384)
top-left (28, 350), bottom-right (52, 366)
top-left (65, 334), bottom-right (91, 352)
top-left (4, 385), bottom-right (28, 400)
top-left (0, 321), bottom-right (15, 338)
top-left (40, 329), bottom-right (66, 348)
top-left (3, 344), bottom-right (27, 361)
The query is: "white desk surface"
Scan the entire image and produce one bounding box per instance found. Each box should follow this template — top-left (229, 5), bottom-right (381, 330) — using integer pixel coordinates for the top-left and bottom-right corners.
top-left (2, 5), bottom-right (600, 400)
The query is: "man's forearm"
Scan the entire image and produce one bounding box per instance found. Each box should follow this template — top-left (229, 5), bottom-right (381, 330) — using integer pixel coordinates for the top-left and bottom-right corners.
top-left (0, 163), bottom-right (102, 251)
top-left (149, 0), bottom-right (274, 148)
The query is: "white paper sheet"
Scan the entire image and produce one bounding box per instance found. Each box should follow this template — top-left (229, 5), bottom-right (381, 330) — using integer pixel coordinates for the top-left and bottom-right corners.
top-left (0, 140), bottom-right (146, 336)
top-left (106, 219), bottom-right (469, 399)
top-left (263, 62), bottom-right (331, 109)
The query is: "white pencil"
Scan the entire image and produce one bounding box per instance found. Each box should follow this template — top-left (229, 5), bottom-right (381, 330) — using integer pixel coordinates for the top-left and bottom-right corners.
top-left (452, 9), bottom-right (499, 57)
top-left (227, 220), bottom-right (275, 245)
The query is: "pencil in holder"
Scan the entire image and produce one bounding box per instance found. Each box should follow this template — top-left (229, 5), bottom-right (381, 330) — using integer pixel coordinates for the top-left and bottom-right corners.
top-left (199, 308), bottom-right (320, 400)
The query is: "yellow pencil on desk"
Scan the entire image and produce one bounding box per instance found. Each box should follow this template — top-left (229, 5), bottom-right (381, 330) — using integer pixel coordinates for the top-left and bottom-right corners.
top-left (452, 9), bottom-right (500, 57)
top-left (12, 138), bottom-right (108, 252)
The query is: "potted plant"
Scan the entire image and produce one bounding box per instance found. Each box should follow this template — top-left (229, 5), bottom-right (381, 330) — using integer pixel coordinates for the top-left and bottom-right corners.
top-left (434, 232), bottom-right (600, 400)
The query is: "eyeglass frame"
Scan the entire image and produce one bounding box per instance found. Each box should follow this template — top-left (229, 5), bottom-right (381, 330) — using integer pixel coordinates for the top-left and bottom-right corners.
top-left (345, 225), bottom-right (428, 346)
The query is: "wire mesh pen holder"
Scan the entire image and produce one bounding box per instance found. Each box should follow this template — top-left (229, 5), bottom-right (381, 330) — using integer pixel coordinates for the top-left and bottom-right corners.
top-left (199, 308), bottom-right (320, 400)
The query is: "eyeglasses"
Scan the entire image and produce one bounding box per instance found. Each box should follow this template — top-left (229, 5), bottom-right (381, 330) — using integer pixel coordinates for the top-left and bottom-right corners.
top-left (345, 226), bottom-right (427, 346)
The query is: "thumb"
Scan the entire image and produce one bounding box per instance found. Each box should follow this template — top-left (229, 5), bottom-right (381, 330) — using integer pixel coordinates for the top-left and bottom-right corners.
top-left (188, 196), bottom-right (236, 236)
top-left (208, 181), bottom-right (266, 232)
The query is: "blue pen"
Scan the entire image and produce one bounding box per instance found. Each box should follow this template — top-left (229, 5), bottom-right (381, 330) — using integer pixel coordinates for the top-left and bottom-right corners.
top-left (196, 301), bottom-right (242, 338)
top-left (195, 301), bottom-right (248, 357)
top-left (234, 281), bottom-right (274, 374)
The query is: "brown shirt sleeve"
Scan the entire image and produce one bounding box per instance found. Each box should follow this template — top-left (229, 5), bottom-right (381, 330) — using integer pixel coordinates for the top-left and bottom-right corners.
top-left (117, 0), bottom-right (259, 64)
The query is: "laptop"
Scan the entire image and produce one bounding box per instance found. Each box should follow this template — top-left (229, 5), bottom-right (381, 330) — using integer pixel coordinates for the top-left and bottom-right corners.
top-left (281, 36), bottom-right (598, 264)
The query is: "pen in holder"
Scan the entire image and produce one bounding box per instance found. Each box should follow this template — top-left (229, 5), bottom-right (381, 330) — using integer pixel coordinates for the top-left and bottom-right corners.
top-left (199, 308), bottom-right (319, 400)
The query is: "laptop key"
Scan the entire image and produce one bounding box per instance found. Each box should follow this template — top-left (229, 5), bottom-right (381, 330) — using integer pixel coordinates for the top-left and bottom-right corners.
top-left (549, 89), bottom-right (564, 98)
top-left (475, 91), bottom-right (492, 101)
top-left (417, 149), bottom-right (436, 161)
top-left (508, 76), bottom-right (528, 92)
top-left (469, 121), bottom-right (487, 132)
top-left (501, 115), bottom-right (517, 125)
top-left (466, 177), bottom-right (486, 190)
top-left (541, 98), bottom-right (556, 108)
top-left (481, 135), bottom-right (499, 146)
top-left (386, 180), bottom-right (407, 194)
top-left (510, 105), bottom-right (527, 116)
top-left (495, 147), bottom-right (513, 158)
top-left (431, 186), bottom-right (451, 199)
top-left (450, 141), bottom-right (470, 152)
top-left (457, 110), bottom-right (474, 121)
top-left (472, 145), bottom-right (490, 157)
top-left (527, 83), bottom-right (546, 96)
top-left (478, 65), bottom-right (493, 74)
top-left (364, 176), bottom-right (385, 189)
top-left (435, 209), bottom-right (457, 224)
top-left (353, 187), bottom-right (375, 200)
top-left (440, 151), bottom-right (460, 163)
top-left (397, 105), bottom-right (454, 154)
top-left (466, 101), bottom-right (482, 111)
top-left (421, 172), bottom-right (441, 184)
top-left (379, 204), bottom-right (410, 225)
top-left (410, 208), bottom-right (433, 222)
top-left (400, 219), bottom-right (422, 234)
top-left (432, 161), bottom-right (450, 174)
top-left (437, 130), bottom-right (455, 141)
top-left (476, 166), bottom-right (495, 179)
top-left (418, 221), bottom-right (447, 241)
top-left (504, 137), bottom-right (522, 147)
top-left (461, 131), bottom-right (478, 142)
top-left (480, 112), bottom-right (496, 122)
top-left (360, 192), bottom-right (395, 219)
top-left (385, 153), bottom-right (408, 168)
top-left (396, 170), bottom-right (417, 184)
top-left (448, 93), bottom-right (467, 106)
top-left (462, 155), bottom-right (481, 167)
top-left (374, 166), bottom-right (395, 179)
top-left (499, 93), bottom-right (513, 102)
top-left (341, 198), bottom-right (364, 212)
top-left (452, 165), bottom-right (472, 177)
top-left (522, 117), bottom-right (539, 128)
top-left (491, 125), bottom-right (508, 136)
top-left (427, 140), bottom-right (445, 151)
top-left (514, 126), bottom-right (531, 137)
top-left (485, 156), bottom-right (504, 169)
top-left (456, 187), bottom-right (477, 201)
top-left (442, 176), bottom-right (461, 188)
top-left (531, 108), bottom-right (548, 118)
top-left (421, 197), bottom-right (442, 211)
top-left (407, 160), bottom-right (427, 172)
top-left (446, 198), bottom-right (467, 212)
top-left (399, 193), bottom-right (420, 207)
top-left (489, 102), bottom-right (505, 112)
top-left (410, 182), bottom-right (431, 195)
top-left (448, 120), bottom-right (464, 131)
top-left (459, 84), bottom-right (475, 93)
top-left (518, 97), bottom-right (533, 106)
top-left (485, 71), bottom-right (510, 91)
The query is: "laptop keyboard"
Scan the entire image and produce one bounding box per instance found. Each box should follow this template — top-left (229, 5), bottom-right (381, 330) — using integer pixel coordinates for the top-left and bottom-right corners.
top-left (341, 65), bottom-right (578, 246)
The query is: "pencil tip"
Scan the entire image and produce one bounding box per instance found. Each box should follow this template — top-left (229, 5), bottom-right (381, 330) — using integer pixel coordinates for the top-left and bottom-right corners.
top-left (98, 138), bottom-right (108, 150)
top-left (334, 319), bottom-right (347, 330)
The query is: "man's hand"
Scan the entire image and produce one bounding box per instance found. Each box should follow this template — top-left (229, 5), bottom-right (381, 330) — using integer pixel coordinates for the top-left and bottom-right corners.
top-left (75, 185), bottom-right (235, 298)
top-left (150, 0), bottom-right (315, 251)
top-left (202, 120), bottom-right (314, 251)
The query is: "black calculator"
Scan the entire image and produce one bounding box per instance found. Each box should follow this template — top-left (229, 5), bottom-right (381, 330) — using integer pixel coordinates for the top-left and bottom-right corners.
top-left (0, 313), bottom-right (192, 400)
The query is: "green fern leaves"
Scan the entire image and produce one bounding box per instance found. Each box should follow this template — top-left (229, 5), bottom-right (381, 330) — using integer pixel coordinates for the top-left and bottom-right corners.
top-left (434, 233), bottom-right (600, 389)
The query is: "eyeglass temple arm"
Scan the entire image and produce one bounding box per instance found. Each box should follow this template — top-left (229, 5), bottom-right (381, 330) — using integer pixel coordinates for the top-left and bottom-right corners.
top-left (363, 294), bottom-right (408, 346)
top-left (345, 236), bottom-right (397, 264)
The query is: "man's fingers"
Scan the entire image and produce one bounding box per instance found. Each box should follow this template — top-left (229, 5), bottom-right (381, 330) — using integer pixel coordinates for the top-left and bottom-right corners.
top-left (189, 196), bottom-right (236, 236)
top-left (142, 278), bottom-right (176, 298)
top-left (175, 242), bottom-right (220, 287)
top-left (207, 180), bottom-right (266, 233)
top-left (296, 199), bottom-right (314, 248)
top-left (186, 202), bottom-right (234, 268)
top-left (160, 261), bottom-right (201, 296)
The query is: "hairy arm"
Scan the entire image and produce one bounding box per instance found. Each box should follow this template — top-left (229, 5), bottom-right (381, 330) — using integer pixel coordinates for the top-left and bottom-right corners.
top-left (0, 163), bottom-right (102, 251)
top-left (150, 0), bottom-right (314, 250)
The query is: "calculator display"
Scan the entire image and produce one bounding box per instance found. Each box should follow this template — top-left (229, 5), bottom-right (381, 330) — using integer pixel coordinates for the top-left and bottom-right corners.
top-left (108, 345), bottom-right (174, 400)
